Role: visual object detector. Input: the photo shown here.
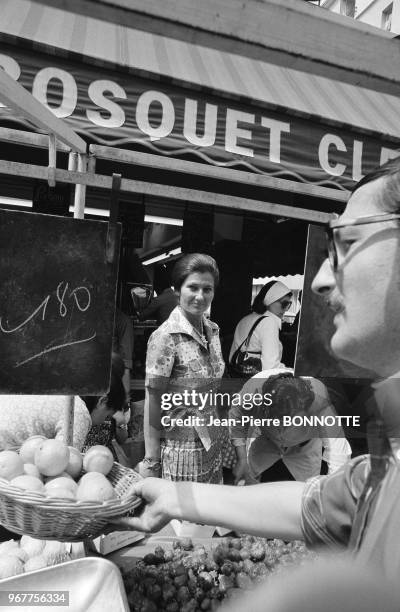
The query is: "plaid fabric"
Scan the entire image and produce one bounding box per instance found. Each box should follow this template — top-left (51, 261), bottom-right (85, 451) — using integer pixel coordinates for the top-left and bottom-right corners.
top-left (161, 435), bottom-right (223, 483)
top-left (349, 416), bottom-right (391, 551)
top-left (301, 474), bottom-right (346, 549)
top-left (222, 436), bottom-right (237, 469)
top-left (301, 418), bottom-right (391, 552)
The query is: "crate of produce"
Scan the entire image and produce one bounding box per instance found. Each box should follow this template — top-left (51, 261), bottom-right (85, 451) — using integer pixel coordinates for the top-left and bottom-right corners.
top-left (0, 537), bottom-right (84, 579)
top-left (119, 535), bottom-right (316, 611)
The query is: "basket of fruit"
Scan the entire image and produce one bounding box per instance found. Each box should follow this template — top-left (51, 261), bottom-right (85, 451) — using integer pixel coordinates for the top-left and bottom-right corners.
top-left (0, 437), bottom-right (142, 542)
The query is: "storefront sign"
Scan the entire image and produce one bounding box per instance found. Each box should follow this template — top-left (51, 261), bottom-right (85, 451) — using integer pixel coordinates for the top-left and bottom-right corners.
top-left (1, 44), bottom-right (399, 190)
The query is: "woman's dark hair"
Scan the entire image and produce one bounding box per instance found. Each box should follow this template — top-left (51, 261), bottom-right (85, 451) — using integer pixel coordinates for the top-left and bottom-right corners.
top-left (172, 253), bottom-right (219, 291)
top-left (81, 352), bottom-right (126, 414)
top-left (352, 156), bottom-right (400, 213)
top-left (252, 281), bottom-right (279, 314)
top-left (262, 373), bottom-right (315, 419)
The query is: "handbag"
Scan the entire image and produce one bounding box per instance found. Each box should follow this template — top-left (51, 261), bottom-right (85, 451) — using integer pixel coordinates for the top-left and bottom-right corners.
top-left (229, 316), bottom-right (266, 379)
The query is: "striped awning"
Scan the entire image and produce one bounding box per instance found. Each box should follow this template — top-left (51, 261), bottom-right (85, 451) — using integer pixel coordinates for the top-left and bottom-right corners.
top-left (2, 0), bottom-right (400, 139)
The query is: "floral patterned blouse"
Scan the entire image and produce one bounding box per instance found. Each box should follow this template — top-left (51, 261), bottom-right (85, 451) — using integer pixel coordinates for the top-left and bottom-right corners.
top-left (145, 306), bottom-right (225, 447)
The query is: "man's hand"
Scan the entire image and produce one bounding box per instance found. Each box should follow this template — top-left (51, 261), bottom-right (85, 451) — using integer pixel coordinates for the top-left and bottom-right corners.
top-left (107, 477), bottom-right (174, 533)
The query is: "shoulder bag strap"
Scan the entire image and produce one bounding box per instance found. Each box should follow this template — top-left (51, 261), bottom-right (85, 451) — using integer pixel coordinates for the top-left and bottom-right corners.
top-left (236, 316), bottom-right (267, 352)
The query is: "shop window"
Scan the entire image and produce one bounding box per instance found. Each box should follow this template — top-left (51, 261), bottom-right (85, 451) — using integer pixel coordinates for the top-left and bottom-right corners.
top-left (340, 0), bottom-right (356, 17)
top-left (382, 3), bottom-right (393, 31)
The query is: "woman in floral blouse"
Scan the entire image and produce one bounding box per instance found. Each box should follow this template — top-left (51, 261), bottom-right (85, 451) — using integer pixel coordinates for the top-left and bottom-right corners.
top-left (142, 253), bottom-right (225, 483)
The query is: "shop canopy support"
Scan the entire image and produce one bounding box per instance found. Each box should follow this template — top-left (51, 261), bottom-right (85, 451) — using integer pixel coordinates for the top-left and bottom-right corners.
top-left (0, 73), bottom-right (90, 442)
top-left (89, 145), bottom-right (348, 205)
top-left (0, 70), bottom-right (88, 220)
top-left (0, 154), bottom-right (335, 224)
top-left (0, 128), bottom-right (345, 224)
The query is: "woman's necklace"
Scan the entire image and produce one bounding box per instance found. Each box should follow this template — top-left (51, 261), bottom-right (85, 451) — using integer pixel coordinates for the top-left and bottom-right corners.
top-left (196, 320), bottom-right (208, 346)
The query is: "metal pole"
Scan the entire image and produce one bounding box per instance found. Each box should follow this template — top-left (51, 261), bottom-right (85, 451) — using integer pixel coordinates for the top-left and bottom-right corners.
top-left (73, 153), bottom-right (87, 219)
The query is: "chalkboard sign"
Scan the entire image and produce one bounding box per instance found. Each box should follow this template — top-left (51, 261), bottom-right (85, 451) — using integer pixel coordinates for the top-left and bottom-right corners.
top-left (0, 209), bottom-right (121, 394)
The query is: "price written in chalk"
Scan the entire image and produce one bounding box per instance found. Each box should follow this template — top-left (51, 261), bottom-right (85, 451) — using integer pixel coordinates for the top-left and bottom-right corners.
top-left (0, 208), bottom-right (120, 394)
top-left (0, 281), bottom-right (96, 367)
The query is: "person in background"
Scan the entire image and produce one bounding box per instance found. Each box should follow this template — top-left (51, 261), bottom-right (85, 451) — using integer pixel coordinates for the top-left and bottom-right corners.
top-left (280, 291), bottom-right (301, 368)
top-left (108, 157), bottom-right (400, 586)
top-left (229, 281), bottom-right (292, 372)
top-left (142, 253), bottom-right (225, 483)
top-left (113, 307), bottom-right (134, 398)
top-left (139, 265), bottom-right (178, 326)
top-left (0, 356), bottom-right (126, 453)
top-left (82, 352), bottom-right (129, 456)
top-left (230, 369), bottom-right (351, 484)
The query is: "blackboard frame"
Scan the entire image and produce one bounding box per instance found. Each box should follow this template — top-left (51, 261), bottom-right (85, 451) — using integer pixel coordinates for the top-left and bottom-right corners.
top-left (0, 208), bottom-right (121, 395)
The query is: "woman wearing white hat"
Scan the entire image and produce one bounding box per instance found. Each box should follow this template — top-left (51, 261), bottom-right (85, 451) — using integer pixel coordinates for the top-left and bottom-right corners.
top-left (229, 281), bottom-right (293, 372)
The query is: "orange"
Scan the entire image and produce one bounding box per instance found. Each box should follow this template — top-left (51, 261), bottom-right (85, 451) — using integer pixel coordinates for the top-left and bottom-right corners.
top-left (34, 439), bottom-right (70, 477)
top-left (76, 473), bottom-right (116, 502)
top-left (23, 463), bottom-right (43, 480)
top-left (83, 445), bottom-right (114, 475)
top-left (0, 451), bottom-right (24, 481)
top-left (44, 477), bottom-right (77, 495)
top-left (65, 446), bottom-right (83, 479)
top-left (10, 475), bottom-right (45, 493)
top-left (19, 435), bottom-right (47, 464)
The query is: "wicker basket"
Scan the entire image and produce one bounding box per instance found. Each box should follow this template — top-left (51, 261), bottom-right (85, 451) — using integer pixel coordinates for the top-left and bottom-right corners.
top-left (0, 462), bottom-right (142, 542)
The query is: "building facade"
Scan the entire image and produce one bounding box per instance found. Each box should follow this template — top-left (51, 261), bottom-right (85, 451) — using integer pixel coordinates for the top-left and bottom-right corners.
top-left (322, 0), bottom-right (400, 33)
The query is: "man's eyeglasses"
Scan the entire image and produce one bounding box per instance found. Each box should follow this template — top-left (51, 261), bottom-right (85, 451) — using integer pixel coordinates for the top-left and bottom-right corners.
top-left (279, 299), bottom-right (292, 310)
top-left (326, 212), bottom-right (400, 272)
